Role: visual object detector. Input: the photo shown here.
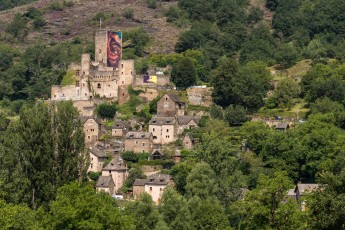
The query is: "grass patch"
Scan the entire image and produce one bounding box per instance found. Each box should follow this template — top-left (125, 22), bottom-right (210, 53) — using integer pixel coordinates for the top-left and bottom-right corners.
top-left (287, 59), bottom-right (312, 77)
top-left (61, 70), bottom-right (76, 86)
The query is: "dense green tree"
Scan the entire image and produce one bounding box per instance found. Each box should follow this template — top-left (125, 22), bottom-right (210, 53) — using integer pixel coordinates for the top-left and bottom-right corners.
top-left (0, 101), bottom-right (87, 209)
top-left (185, 162), bottom-right (217, 199)
top-left (95, 103), bottom-right (117, 119)
top-left (209, 104), bottom-right (224, 119)
top-left (224, 104), bottom-right (250, 126)
top-left (231, 171), bottom-right (305, 229)
top-left (211, 58), bottom-right (270, 109)
top-left (308, 169), bottom-right (345, 229)
top-left (6, 13), bottom-right (28, 41)
top-left (273, 78), bottom-right (300, 109)
top-left (125, 193), bottom-right (161, 230)
top-left (0, 199), bottom-right (43, 229)
top-left (159, 188), bottom-right (193, 230)
top-left (46, 182), bottom-right (134, 229)
top-left (188, 196), bottom-right (230, 230)
top-left (170, 161), bottom-right (194, 195)
top-left (171, 57), bottom-right (197, 88)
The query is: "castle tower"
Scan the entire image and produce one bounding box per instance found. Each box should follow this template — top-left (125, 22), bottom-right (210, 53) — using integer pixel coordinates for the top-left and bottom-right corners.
top-left (81, 54), bottom-right (90, 77)
top-left (95, 30), bottom-right (108, 63)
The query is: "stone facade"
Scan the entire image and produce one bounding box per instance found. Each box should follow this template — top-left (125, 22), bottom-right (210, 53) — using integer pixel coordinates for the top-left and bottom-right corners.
top-left (157, 94), bottom-right (185, 117)
top-left (81, 117), bottom-right (100, 147)
top-left (88, 147), bottom-right (108, 172)
top-left (124, 131), bottom-right (154, 153)
top-left (96, 175), bottom-right (115, 195)
top-left (176, 116), bottom-right (200, 135)
top-left (148, 117), bottom-right (176, 145)
top-left (133, 174), bottom-right (173, 204)
top-left (111, 120), bottom-right (129, 138)
top-left (101, 157), bottom-right (128, 193)
top-left (186, 86), bottom-right (213, 107)
top-left (182, 134), bottom-right (196, 150)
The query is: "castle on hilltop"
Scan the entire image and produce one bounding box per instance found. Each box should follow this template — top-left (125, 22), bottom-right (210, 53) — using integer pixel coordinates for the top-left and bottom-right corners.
top-left (51, 30), bottom-right (134, 104)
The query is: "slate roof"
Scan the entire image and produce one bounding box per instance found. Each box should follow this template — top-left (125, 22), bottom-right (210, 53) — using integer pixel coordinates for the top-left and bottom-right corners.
top-left (112, 120), bottom-right (128, 129)
top-left (125, 131), bottom-right (152, 139)
top-left (295, 183), bottom-right (320, 194)
top-left (96, 176), bottom-right (113, 188)
top-left (103, 157), bottom-right (128, 171)
top-left (133, 174), bottom-right (171, 187)
top-left (166, 94), bottom-right (184, 103)
top-left (80, 116), bottom-right (100, 124)
top-left (151, 149), bottom-right (164, 156)
top-left (149, 117), bottom-right (176, 125)
top-left (177, 116), bottom-right (200, 125)
top-left (133, 179), bottom-right (147, 186)
top-left (89, 147), bottom-right (108, 158)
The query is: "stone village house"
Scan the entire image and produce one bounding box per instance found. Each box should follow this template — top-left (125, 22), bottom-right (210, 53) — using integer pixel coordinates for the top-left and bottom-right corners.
top-left (157, 94), bottom-right (185, 117)
top-left (124, 131), bottom-right (154, 153)
top-left (100, 156), bottom-right (129, 193)
top-left (148, 117), bottom-right (177, 145)
top-left (81, 116), bottom-right (101, 146)
top-left (88, 147), bottom-right (108, 173)
top-left (133, 174), bottom-right (173, 204)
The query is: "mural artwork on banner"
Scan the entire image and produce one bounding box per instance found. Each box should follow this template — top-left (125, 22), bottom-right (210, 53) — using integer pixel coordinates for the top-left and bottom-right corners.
top-left (107, 31), bottom-right (122, 68)
top-left (143, 74), bottom-right (157, 83)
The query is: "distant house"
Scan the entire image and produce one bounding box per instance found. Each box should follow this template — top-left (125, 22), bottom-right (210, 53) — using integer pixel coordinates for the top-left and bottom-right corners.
top-left (81, 116), bottom-right (101, 146)
top-left (88, 147), bottom-right (108, 173)
top-left (133, 174), bottom-right (173, 204)
top-left (294, 182), bottom-right (320, 211)
top-left (101, 157), bottom-right (129, 193)
top-left (182, 134), bottom-right (197, 150)
top-left (124, 131), bottom-right (153, 153)
top-left (275, 123), bottom-right (290, 131)
top-left (151, 149), bottom-right (164, 160)
top-left (96, 175), bottom-right (115, 195)
top-left (148, 117), bottom-right (176, 145)
top-left (157, 94), bottom-right (185, 117)
top-left (174, 149), bottom-right (181, 163)
top-left (111, 120), bottom-right (129, 138)
top-left (176, 116), bottom-right (200, 135)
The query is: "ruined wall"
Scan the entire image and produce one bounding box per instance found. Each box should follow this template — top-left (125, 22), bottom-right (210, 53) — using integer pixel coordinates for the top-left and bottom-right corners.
top-left (73, 100), bottom-right (95, 116)
top-left (138, 88), bottom-right (159, 102)
top-left (51, 77), bottom-right (90, 101)
top-left (187, 87), bottom-right (213, 107)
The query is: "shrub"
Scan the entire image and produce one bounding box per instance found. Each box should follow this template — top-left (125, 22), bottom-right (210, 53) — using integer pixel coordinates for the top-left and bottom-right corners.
top-left (147, 0), bottom-right (157, 9)
top-left (95, 103), bottom-right (117, 119)
top-left (123, 8), bottom-right (134, 19)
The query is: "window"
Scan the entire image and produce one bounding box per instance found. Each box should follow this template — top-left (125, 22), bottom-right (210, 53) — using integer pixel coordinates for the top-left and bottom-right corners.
top-left (97, 83), bottom-right (101, 88)
top-left (150, 187), bottom-right (152, 191)
top-left (90, 164), bottom-right (93, 168)
top-left (160, 188), bottom-right (163, 191)
top-left (164, 102), bottom-right (168, 108)
top-left (88, 136), bottom-right (90, 139)
top-left (99, 49), bottom-right (101, 53)
top-left (153, 128), bottom-right (155, 132)
top-left (142, 143), bottom-right (145, 147)
top-left (166, 129), bottom-right (169, 132)
top-left (76, 70), bottom-right (80, 75)
top-left (121, 64), bottom-right (123, 68)
top-left (135, 141), bottom-right (138, 144)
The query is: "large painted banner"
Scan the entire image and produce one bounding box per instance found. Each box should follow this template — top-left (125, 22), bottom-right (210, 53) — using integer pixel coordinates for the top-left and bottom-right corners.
top-left (107, 31), bottom-right (122, 68)
top-left (143, 74), bottom-right (157, 83)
